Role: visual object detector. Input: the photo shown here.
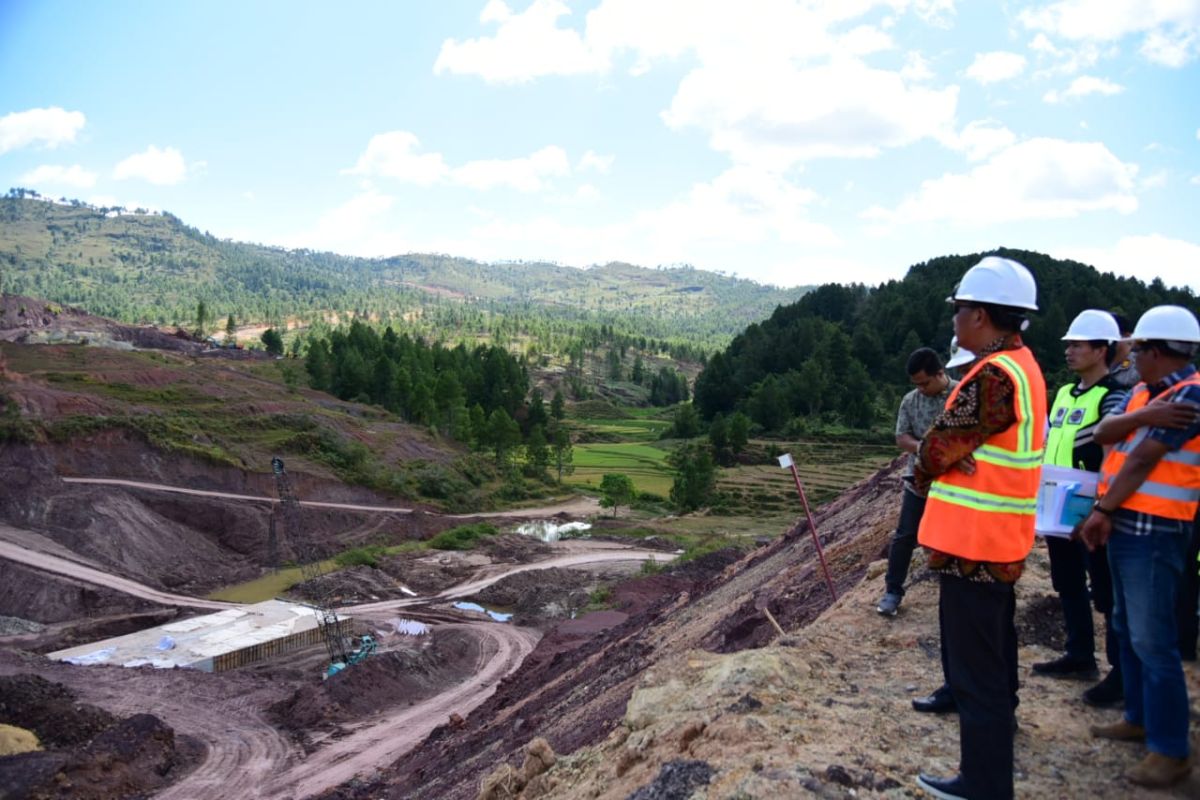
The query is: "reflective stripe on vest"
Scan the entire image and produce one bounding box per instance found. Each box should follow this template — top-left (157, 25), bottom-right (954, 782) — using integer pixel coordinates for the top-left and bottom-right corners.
top-left (918, 346), bottom-right (1048, 562)
top-left (1098, 375), bottom-right (1200, 521)
top-left (1045, 382), bottom-right (1107, 469)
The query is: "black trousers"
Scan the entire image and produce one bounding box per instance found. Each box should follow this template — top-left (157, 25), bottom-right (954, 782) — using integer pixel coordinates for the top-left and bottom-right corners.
top-left (1177, 515), bottom-right (1200, 661)
top-left (884, 489), bottom-right (927, 596)
top-left (940, 574), bottom-right (1017, 800)
top-left (1046, 536), bottom-right (1120, 668)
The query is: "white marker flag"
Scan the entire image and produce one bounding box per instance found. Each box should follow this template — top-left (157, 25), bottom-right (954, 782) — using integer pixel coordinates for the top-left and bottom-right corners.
top-left (777, 453), bottom-right (794, 469)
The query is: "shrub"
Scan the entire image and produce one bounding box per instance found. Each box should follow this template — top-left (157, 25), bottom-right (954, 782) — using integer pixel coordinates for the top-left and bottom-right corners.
top-left (428, 522), bottom-right (499, 551)
top-left (334, 545), bottom-right (387, 569)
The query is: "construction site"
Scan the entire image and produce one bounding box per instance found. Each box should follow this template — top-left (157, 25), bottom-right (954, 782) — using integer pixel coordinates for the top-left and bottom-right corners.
top-left (0, 305), bottom-right (1198, 800)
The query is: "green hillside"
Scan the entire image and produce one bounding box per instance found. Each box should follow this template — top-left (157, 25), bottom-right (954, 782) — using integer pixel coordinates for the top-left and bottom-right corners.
top-left (0, 192), bottom-right (809, 351)
top-left (694, 248), bottom-right (1200, 432)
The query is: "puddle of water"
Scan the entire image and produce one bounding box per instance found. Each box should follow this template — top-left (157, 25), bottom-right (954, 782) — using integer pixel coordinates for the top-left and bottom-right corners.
top-left (515, 520), bottom-right (592, 543)
top-left (452, 601), bottom-right (513, 622)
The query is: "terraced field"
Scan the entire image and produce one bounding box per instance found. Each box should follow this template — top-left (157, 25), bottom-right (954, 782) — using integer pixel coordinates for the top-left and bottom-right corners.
top-left (717, 442), bottom-right (896, 516)
top-left (570, 441), bottom-right (674, 497)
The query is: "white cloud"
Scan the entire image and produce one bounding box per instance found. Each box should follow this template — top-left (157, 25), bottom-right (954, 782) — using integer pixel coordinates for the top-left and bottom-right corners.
top-left (633, 166), bottom-right (836, 250)
top-left (0, 107), bottom-right (86, 155)
top-left (343, 131), bottom-right (448, 185)
top-left (966, 51), bottom-right (1027, 83)
top-left (18, 164), bottom-right (97, 189)
top-left (1059, 234), bottom-right (1200, 291)
top-left (113, 146), bottom-right (188, 185)
top-left (839, 25), bottom-right (894, 55)
top-left (1139, 169), bottom-right (1168, 190)
top-left (1020, 0), bottom-right (1200, 66)
top-left (1190, 174), bottom-right (1200, 185)
top-left (288, 188), bottom-right (410, 256)
top-left (347, 132), bottom-right (571, 192)
top-left (949, 119), bottom-right (1017, 161)
top-left (901, 51), bottom-right (935, 81)
top-left (1043, 74), bottom-right (1125, 102)
top-left (434, 0), bottom-right (605, 84)
top-left (452, 145), bottom-right (570, 191)
top-left (662, 57), bottom-right (959, 165)
top-left (577, 149), bottom-right (614, 173)
top-left (863, 138), bottom-right (1138, 226)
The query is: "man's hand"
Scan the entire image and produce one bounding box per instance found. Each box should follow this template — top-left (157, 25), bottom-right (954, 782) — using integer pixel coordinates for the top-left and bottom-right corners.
top-left (1077, 510), bottom-right (1113, 552)
top-left (952, 453), bottom-right (976, 475)
top-left (1137, 397), bottom-right (1200, 430)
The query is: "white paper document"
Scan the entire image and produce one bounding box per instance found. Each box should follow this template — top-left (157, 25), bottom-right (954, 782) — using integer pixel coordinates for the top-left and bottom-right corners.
top-left (1035, 465), bottom-right (1099, 537)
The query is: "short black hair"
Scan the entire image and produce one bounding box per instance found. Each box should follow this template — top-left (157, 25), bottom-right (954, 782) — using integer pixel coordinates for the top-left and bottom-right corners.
top-left (1086, 339), bottom-right (1118, 367)
top-left (1142, 339), bottom-right (1199, 360)
top-left (978, 303), bottom-right (1028, 334)
top-left (1110, 312), bottom-right (1133, 335)
top-left (907, 347), bottom-right (943, 376)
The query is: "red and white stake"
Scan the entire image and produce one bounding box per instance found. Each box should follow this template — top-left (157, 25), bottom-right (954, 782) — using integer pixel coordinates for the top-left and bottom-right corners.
top-left (778, 453), bottom-right (837, 602)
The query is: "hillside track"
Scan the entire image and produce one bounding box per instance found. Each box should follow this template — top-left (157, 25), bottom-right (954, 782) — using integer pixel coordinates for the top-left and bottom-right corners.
top-left (265, 622), bottom-right (539, 800)
top-left (0, 528), bottom-right (234, 611)
top-left (60, 476), bottom-right (601, 518)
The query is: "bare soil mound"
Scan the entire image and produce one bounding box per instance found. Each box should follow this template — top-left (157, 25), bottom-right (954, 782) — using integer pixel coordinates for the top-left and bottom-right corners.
top-left (0, 673), bottom-right (197, 799)
top-left (0, 294), bottom-right (206, 354)
top-left (315, 461), bottom-right (906, 800)
top-left (270, 627), bottom-right (481, 734)
top-left (289, 565), bottom-right (412, 606)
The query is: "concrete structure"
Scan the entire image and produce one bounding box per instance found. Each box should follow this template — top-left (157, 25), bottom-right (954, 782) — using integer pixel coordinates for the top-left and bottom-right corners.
top-left (49, 600), bottom-right (346, 672)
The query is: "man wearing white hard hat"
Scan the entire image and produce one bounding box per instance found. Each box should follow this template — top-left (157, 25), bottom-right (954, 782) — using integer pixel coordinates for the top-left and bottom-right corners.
top-left (912, 256), bottom-right (1047, 800)
top-left (1031, 310), bottom-right (1126, 709)
top-left (1081, 304), bottom-right (1200, 788)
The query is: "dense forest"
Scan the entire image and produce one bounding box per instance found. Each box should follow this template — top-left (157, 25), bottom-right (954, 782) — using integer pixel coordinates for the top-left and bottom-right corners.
top-left (693, 248), bottom-right (1200, 431)
top-left (0, 192), bottom-right (809, 357)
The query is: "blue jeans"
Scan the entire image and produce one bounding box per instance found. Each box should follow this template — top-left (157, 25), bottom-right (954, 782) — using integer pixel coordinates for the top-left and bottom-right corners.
top-left (1107, 527), bottom-right (1192, 759)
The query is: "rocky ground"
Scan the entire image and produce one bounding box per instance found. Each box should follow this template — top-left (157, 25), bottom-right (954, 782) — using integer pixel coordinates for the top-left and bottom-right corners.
top-left (317, 462), bottom-right (1200, 800)
top-left (0, 672), bottom-right (202, 799)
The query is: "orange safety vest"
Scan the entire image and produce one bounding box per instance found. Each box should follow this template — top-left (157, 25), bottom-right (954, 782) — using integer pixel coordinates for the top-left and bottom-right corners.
top-left (1098, 375), bottom-right (1200, 521)
top-left (918, 346), bottom-right (1047, 562)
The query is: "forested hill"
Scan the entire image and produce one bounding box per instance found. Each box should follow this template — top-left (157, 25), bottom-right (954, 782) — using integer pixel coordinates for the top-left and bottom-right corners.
top-left (0, 193), bottom-right (808, 350)
top-left (693, 248), bottom-right (1200, 431)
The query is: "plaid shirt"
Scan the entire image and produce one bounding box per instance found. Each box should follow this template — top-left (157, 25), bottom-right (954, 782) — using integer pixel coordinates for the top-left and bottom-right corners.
top-left (1110, 363), bottom-right (1200, 538)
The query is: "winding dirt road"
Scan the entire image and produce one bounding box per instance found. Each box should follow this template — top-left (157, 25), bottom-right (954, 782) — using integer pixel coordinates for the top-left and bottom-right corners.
top-left (1, 515), bottom-right (673, 799)
top-left (266, 623), bottom-right (539, 800)
top-left (0, 529), bottom-right (234, 611)
top-left (60, 476), bottom-right (602, 518)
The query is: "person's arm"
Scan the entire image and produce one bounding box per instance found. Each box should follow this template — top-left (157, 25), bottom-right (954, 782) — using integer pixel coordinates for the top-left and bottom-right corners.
top-left (896, 433), bottom-right (921, 454)
top-left (1094, 396), bottom-right (1199, 444)
top-left (1078, 438), bottom-right (1171, 550)
top-left (914, 366), bottom-right (1013, 485)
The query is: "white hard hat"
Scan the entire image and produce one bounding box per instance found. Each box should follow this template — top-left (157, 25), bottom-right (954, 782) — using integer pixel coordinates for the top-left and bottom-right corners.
top-left (945, 336), bottom-right (977, 369)
top-left (946, 256), bottom-right (1038, 311)
top-left (1062, 309), bottom-right (1120, 342)
top-left (1127, 305), bottom-right (1200, 343)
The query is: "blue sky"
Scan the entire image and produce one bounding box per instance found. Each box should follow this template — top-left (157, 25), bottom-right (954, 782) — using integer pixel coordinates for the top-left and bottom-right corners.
top-left (2, 0), bottom-right (1198, 290)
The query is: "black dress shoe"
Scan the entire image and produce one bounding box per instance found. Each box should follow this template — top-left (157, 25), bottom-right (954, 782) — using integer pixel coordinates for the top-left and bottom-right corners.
top-left (1082, 668), bottom-right (1124, 707)
top-left (1031, 654), bottom-right (1098, 678)
top-left (916, 772), bottom-right (969, 799)
top-left (912, 687), bottom-right (957, 714)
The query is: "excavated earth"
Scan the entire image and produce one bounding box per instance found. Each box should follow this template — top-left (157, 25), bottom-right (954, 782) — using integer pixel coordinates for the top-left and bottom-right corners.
top-left (0, 672), bottom-right (203, 800)
top-left (316, 463), bottom-right (907, 800)
top-left (318, 462), bottom-right (1200, 800)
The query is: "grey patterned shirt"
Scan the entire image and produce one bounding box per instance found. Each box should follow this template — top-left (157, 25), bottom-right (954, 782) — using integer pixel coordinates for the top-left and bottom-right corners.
top-left (896, 379), bottom-right (958, 490)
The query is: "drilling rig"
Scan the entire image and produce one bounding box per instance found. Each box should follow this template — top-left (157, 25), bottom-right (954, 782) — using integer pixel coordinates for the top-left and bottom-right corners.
top-left (270, 457), bottom-right (357, 677)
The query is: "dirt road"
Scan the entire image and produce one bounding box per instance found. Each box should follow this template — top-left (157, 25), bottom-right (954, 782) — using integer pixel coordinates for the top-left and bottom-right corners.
top-left (266, 622), bottom-right (539, 800)
top-left (343, 547), bottom-right (676, 615)
top-left (0, 529), bottom-right (234, 611)
top-left (60, 476), bottom-right (602, 518)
